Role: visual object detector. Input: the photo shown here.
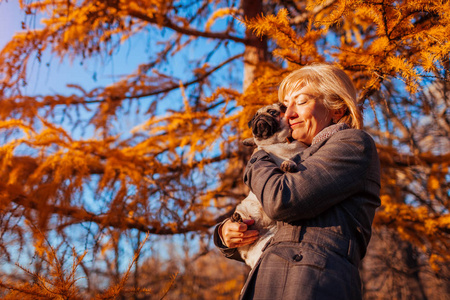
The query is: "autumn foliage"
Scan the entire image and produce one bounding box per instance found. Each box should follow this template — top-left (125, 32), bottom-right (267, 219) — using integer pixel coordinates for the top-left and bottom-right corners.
top-left (0, 0), bottom-right (449, 298)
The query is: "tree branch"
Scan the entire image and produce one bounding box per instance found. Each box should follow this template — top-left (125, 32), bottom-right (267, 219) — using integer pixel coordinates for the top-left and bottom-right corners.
top-left (9, 192), bottom-right (234, 235)
top-left (40, 53), bottom-right (244, 107)
top-left (377, 144), bottom-right (450, 167)
top-left (289, 0), bottom-right (337, 25)
top-left (128, 9), bottom-right (248, 44)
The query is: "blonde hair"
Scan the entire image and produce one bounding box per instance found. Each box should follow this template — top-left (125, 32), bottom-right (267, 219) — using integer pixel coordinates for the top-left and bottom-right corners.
top-left (278, 63), bottom-right (363, 129)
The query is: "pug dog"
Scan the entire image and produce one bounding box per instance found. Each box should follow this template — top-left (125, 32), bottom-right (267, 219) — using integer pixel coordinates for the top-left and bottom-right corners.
top-left (231, 103), bottom-right (307, 269)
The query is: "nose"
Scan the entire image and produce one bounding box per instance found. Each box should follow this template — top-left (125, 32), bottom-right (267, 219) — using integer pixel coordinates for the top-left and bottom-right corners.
top-left (284, 104), bottom-right (298, 119)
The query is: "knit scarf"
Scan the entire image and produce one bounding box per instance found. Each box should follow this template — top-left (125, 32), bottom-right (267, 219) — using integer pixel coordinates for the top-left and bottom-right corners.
top-left (311, 123), bottom-right (350, 146)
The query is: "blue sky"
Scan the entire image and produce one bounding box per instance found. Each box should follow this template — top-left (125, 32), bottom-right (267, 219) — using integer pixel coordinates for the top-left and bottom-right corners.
top-left (0, 1), bottom-right (21, 49)
top-left (0, 1), bottom-right (151, 97)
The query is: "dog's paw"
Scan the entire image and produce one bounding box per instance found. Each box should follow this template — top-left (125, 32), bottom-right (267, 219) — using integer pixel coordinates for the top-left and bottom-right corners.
top-left (231, 212), bottom-right (243, 223)
top-left (280, 160), bottom-right (297, 172)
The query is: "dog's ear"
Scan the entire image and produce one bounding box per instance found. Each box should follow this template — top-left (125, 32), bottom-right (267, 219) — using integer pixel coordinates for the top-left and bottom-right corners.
top-left (242, 138), bottom-right (256, 147)
top-left (247, 113), bottom-right (257, 128)
top-left (277, 102), bottom-right (287, 113)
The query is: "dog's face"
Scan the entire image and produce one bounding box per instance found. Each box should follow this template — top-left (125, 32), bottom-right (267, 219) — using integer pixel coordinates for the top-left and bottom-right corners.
top-left (247, 103), bottom-right (290, 145)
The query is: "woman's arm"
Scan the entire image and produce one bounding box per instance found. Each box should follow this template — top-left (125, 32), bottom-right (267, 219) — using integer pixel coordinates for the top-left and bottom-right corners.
top-left (243, 129), bottom-right (380, 223)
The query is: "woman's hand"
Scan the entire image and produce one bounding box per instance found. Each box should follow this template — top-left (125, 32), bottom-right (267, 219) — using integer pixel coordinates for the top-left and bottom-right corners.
top-left (220, 218), bottom-right (259, 248)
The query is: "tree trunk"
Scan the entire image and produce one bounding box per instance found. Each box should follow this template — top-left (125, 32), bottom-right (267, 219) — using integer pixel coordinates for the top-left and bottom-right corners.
top-left (242, 0), bottom-right (268, 91)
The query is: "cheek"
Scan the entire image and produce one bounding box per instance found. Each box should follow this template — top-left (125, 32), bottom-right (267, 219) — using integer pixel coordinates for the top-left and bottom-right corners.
top-left (296, 106), bottom-right (313, 119)
top-left (312, 106), bottom-right (331, 128)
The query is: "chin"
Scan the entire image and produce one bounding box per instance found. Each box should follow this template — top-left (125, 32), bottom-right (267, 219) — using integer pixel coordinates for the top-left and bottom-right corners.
top-left (294, 137), bottom-right (311, 145)
top-left (292, 133), bottom-right (305, 143)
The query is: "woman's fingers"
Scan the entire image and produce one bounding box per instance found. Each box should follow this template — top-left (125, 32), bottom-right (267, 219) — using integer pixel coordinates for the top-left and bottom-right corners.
top-left (221, 219), bottom-right (259, 248)
top-left (226, 231), bottom-right (259, 248)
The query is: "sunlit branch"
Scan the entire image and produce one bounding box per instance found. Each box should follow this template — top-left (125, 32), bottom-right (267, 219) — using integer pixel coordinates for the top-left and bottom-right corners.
top-left (10, 192), bottom-right (234, 235)
top-left (127, 9), bottom-right (247, 44)
top-left (39, 53), bottom-right (244, 107)
top-left (289, 0), bottom-right (336, 25)
top-left (377, 144), bottom-right (450, 167)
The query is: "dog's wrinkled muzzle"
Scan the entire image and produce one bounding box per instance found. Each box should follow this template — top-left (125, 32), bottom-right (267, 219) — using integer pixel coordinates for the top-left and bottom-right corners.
top-left (252, 115), bottom-right (279, 139)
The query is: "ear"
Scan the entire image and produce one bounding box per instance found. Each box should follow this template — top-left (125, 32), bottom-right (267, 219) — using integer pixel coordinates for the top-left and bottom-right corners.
top-left (247, 114), bottom-right (256, 128)
top-left (331, 107), bottom-right (346, 123)
top-left (277, 102), bottom-right (287, 113)
top-left (242, 138), bottom-right (256, 147)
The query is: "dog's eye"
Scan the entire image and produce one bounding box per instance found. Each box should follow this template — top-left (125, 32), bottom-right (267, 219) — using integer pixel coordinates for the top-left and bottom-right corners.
top-left (278, 103), bottom-right (287, 113)
top-left (267, 109), bottom-right (279, 117)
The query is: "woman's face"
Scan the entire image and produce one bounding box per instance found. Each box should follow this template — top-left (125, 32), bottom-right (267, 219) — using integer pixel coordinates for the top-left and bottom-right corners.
top-left (282, 84), bottom-right (332, 145)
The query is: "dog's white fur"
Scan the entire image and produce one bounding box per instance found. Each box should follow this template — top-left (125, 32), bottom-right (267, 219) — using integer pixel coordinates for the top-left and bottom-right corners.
top-left (234, 104), bottom-right (307, 268)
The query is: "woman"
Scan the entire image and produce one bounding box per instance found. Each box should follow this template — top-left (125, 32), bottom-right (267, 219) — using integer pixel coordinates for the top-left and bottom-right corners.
top-left (214, 63), bottom-right (381, 299)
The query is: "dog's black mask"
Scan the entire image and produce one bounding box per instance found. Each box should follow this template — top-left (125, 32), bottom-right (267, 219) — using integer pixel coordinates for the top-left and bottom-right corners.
top-left (248, 103), bottom-right (286, 139)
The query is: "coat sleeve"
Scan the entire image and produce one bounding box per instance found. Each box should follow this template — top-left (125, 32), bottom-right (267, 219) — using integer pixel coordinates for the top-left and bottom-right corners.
top-left (213, 219), bottom-right (245, 263)
top-left (243, 129), bottom-right (379, 223)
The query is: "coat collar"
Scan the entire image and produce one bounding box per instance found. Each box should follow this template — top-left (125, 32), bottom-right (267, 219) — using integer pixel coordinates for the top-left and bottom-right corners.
top-left (311, 123), bottom-right (350, 145)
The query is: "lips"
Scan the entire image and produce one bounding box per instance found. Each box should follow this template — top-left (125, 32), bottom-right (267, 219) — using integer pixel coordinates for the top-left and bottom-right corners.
top-left (289, 121), bottom-right (302, 129)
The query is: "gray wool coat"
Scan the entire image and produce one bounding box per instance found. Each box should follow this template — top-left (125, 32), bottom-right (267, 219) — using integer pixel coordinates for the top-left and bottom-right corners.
top-left (214, 126), bottom-right (381, 300)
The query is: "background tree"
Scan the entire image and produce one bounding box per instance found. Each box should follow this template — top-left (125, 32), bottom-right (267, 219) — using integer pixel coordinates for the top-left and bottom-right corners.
top-left (0, 0), bottom-right (449, 298)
